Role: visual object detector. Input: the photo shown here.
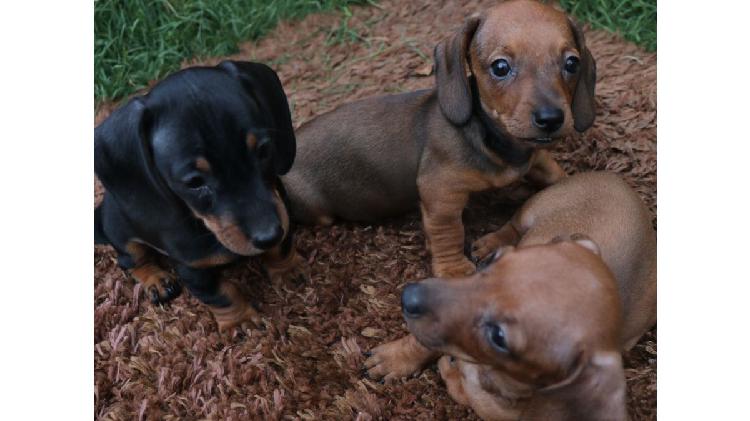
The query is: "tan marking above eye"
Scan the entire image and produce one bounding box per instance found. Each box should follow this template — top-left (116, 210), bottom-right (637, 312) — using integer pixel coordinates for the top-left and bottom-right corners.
top-left (246, 133), bottom-right (257, 150)
top-left (195, 157), bottom-right (211, 173)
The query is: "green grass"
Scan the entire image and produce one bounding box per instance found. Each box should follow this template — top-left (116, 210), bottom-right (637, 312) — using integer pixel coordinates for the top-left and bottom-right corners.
top-left (558, 0), bottom-right (656, 52)
top-left (95, 0), bottom-right (371, 105)
top-left (96, 0), bottom-right (654, 105)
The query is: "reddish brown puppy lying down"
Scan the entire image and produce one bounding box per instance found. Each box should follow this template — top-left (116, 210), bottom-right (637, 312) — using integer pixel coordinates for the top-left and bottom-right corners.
top-left (378, 172), bottom-right (656, 420)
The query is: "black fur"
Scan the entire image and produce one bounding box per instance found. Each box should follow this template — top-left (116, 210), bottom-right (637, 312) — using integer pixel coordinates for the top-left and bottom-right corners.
top-left (94, 60), bottom-right (297, 306)
top-left (470, 78), bottom-right (534, 167)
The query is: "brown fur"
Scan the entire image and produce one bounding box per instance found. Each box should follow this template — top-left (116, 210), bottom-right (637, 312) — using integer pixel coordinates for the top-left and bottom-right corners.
top-left (210, 280), bottom-right (263, 331)
top-left (362, 0), bottom-right (596, 381)
top-left (262, 245), bottom-right (309, 284)
top-left (284, 0), bottom-right (594, 279)
top-left (192, 188), bottom-right (290, 258)
top-left (402, 172), bottom-right (655, 420)
top-left (125, 241), bottom-right (178, 302)
top-left (195, 157), bottom-right (211, 173)
top-left (246, 132), bottom-right (258, 150)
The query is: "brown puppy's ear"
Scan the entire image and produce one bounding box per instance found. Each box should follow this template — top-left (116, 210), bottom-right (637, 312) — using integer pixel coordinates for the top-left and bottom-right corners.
top-left (570, 233), bottom-right (601, 256)
top-left (434, 17), bottom-right (481, 126)
top-left (568, 18), bottom-right (597, 132)
top-left (218, 60), bottom-right (297, 175)
top-left (95, 97), bottom-right (172, 201)
top-left (539, 351), bottom-right (627, 421)
top-left (549, 234), bottom-right (601, 256)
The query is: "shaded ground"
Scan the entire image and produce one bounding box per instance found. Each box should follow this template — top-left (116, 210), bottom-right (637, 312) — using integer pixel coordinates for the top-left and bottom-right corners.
top-left (95, 0), bottom-right (656, 419)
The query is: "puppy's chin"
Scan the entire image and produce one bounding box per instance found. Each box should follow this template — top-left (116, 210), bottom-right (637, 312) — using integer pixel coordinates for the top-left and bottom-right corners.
top-left (217, 239), bottom-right (264, 257)
top-left (406, 320), bottom-right (440, 346)
top-left (492, 117), bottom-right (572, 148)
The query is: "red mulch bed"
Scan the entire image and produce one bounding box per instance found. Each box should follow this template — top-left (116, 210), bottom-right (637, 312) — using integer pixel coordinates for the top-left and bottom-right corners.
top-left (95, 0), bottom-right (656, 419)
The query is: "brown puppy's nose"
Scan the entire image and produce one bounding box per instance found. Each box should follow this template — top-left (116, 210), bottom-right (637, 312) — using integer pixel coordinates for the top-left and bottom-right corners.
top-left (532, 107), bottom-right (564, 133)
top-left (251, 224), bottom-right (283, 250)
top-left (402, 282), bottom-right (428, 318)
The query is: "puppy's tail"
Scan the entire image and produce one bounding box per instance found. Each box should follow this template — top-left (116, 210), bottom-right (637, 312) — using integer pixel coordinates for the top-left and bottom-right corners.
top-left (94, 205), bottom-right (109, 245)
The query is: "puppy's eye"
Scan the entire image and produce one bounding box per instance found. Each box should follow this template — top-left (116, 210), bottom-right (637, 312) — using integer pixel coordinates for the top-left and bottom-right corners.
top-left (184, 174), bottom-right (206, 190)
top-left (487, 324), bottom-right (509, 353)
top-left (490, 59), bottom-right (512, 79)
top-left (564, 56), bottom-right (580, 74)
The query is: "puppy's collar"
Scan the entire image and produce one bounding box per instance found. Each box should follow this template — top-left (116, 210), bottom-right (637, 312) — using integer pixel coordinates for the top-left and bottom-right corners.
top-left (469, 78), bottom-right (534, 166)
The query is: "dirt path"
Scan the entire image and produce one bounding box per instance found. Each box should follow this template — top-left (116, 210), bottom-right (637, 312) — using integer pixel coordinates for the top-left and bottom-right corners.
top-left (95, 1), bottom-right (656, 419)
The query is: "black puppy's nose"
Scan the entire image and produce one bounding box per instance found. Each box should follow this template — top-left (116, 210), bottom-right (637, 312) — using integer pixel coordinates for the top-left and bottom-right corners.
top-left (402, 283), bottom-right (428, 318)
top-left (532, 107), bottom-right (564, 133)
top-left (251, 224), bottom-right (283, 250)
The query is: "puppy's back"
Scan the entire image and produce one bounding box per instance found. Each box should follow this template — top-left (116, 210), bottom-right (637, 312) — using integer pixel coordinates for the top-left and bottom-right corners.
top-left (514, 172), bottom-right (656, 349)
top-left (283, 90), bottom-right (440, 223)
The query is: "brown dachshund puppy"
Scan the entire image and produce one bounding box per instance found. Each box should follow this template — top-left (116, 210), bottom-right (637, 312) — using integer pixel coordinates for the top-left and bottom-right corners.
top-left (398, 172), bottom-right (656, 420)
top-left (356, 0), bottom-right (596, 380)
top-left (284, 0), bottom-right (596, 279)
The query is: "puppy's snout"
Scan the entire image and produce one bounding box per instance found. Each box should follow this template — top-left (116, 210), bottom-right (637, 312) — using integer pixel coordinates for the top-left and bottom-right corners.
top-left (402, 283), bottom-right (428, 318)
top-left (251, 223), bottom-right (283, 250)
top-left (532, 106), bottom-right (564, 133)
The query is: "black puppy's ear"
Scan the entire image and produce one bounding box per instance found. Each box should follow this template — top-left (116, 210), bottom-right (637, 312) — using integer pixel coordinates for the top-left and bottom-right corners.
top-left (218, 60), bottom-right (296, 175)
top-left (569, 18), bottom-right (597, 132)
top-left (434, 16), bottom-right (481, 126)
top-left (95, 97), bottom-right (170, 200)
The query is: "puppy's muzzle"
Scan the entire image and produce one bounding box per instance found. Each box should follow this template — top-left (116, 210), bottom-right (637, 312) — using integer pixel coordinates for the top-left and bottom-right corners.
top-left (402, 282), bottom-right (429, 319)
top-left (532, 106), bottom-right (564, 135)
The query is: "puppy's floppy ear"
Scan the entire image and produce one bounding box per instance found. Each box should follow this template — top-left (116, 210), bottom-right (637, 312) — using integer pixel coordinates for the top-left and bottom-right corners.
top-left (568, 18), bottom-right (597, 132)
top-left (549, 233), bottom-right (601, 256)
top-left (219, 60), bottom-right (296, 175)
top-left (539, 350), bottom-right (627, 421)
top-left (434, 16), bottom-right (481, 126)
top-left (95, 97), bottom-right (171, 201)
top-left (570, 233), bottom-right (601, 256)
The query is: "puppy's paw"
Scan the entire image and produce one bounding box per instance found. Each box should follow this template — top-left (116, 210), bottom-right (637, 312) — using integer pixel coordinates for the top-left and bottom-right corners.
top-left (437, 355), bottom-right (459, 381)
top-left (434, 257), bottom-right (476, 278)
top-left (363, 336), bottom-right (432, 382)
top-left (140, 269), bottom-right (182, 305)
top-left (213, 303), bottom-right (263, 333)
top-left (438, 356), bottom-right (470, 406)
top-left (266, 252), bottom-right (309, 284)
top-left (471, 233), bottom-right (502, 263)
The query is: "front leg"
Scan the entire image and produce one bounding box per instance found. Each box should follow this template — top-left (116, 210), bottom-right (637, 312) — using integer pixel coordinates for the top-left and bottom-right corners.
top-left (262, 233), bottom-right (309, 284)
top-left (176, 264), bottom-right (261, 332)
top-left (124, 242), bottom-right (181, 304)
top-left (364, 334), bottom-right (440, 382)
top-left (471, 221), bottom-right (522, 263)
top-left (418, 181), bottom-right (474, 278)
top-left (525, 149), bottom-right (566, 187)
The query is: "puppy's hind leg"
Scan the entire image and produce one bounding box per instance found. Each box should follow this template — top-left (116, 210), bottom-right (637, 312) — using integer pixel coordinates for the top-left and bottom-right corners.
top-left (283, 176), bottom-right (335, 226)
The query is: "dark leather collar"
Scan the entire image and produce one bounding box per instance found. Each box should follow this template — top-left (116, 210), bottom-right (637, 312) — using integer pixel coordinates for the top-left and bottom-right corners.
top-left (470, 78), bottom-right (534, 166)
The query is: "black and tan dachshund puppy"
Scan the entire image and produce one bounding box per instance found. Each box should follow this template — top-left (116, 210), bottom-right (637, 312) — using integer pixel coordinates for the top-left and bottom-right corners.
top-left (95, 61), bottom-right (307, 331)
